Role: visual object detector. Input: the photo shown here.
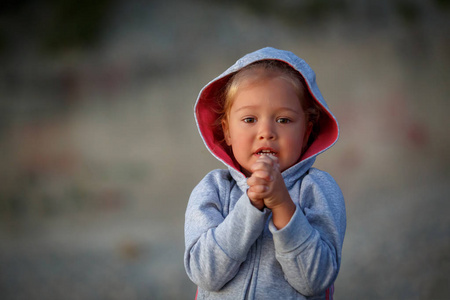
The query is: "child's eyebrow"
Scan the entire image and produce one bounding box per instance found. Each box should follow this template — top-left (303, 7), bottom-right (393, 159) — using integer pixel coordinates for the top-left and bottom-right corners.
top-left (233, 105), bottom-right (301, 114)
top-left (233, 105), bottom-right (257, 113)
top-left (276, 107), bottom-right (302, 114)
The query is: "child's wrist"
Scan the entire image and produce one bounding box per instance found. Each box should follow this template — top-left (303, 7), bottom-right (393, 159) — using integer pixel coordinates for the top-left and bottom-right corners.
top-left (271, 200), bottom-right (296, 229)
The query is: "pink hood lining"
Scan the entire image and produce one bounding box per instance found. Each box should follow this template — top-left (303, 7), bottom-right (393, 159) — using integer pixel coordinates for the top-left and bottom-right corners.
top-left (195, 50), bottom-right (339, 173)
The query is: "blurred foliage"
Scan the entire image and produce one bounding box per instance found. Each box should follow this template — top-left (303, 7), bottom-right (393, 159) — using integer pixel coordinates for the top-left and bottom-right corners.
top-left (0, 0), bottom-right (449, 57)
top-left (216, 0), bottom-right (348, 25)
top-left (214, 0), bottom-right (449, 28)
top-left (435, 0), bottom-right (450, 9)
top-left (395, 1), bottom-right (420, 26)
top-left (43, 0), bottom-right (115, 53)
top-left (0, 0), bottom-right (115, 56)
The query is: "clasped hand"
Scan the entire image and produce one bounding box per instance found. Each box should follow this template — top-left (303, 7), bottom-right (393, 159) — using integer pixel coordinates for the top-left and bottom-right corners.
top-left (246, 155), bottom-right (291, 211)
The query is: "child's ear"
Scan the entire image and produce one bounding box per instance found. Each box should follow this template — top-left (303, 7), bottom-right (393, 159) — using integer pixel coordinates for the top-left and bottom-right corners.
top-left (221, 119), bottom-right (232, 146)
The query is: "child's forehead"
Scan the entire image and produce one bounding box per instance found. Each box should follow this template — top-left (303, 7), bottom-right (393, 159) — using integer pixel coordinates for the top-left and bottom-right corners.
top-left (233, 69), bottom-right (287, 90)
top-left (231, 78), bottom-right (304, 110)
top-left (234, 72), bottom-right (304, 98)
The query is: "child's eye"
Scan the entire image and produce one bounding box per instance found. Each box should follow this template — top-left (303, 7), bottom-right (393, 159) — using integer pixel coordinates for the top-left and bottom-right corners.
top-left (276, 118), bottom-right (291, 124)
top-left (243, 117), bottom-right (256, 123)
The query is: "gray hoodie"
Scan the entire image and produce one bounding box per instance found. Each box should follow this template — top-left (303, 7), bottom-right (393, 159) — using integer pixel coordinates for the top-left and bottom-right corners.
top-left (185, 47), bottom-right (346, 299)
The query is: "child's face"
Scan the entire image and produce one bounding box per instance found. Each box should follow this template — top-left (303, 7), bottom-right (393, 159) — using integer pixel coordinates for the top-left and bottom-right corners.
top-left (222, 77), bottom-right (312, 177)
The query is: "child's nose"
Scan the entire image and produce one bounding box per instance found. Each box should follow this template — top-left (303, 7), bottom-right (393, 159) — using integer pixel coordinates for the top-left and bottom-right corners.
top-left (258, 121), bottom-right (276, 140)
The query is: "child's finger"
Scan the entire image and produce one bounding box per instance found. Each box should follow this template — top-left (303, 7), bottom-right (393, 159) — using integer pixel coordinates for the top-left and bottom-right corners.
top-left (263, 155), bottom-right (280, 171)
top-left (248, 185), bottom-right (270, 202)
top-left (246, 185), bottom-right (265, 208)
top-left (248, 184), bottom-right (268, 194)
top-left (255, 155), bottom-right (276, 166)
top-left (251, 169), bottom-right (273, 182)
top-left (252, 155), bottom-right (280, 173)
top-left (251, 160), bottom-right (269, 172)
top-left (251, 160), bottom-right (274, 175)
top-left (247, 173), bottom-right (271, 187)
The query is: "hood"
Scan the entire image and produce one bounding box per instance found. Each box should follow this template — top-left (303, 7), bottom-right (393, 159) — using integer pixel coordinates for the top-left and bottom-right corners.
top-left (194, 47), bottom-right (339, 174)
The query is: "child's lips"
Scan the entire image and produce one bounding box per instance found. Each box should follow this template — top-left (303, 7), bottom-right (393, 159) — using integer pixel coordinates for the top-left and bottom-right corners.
top-left (254, 148), bottom-right (278, 157)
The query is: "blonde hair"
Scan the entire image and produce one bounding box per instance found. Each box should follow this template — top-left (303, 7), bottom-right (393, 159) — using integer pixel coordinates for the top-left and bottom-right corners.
top-left (216, 60), bottom-right (321, 148)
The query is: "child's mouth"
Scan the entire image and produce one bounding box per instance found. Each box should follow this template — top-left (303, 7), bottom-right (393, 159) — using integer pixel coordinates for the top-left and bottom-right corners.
top-left (256, 149), bottom-right (277, 156)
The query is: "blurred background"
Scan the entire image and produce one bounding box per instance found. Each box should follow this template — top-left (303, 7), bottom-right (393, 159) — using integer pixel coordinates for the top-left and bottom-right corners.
top-left (0, 0), bottom-right (449, 299)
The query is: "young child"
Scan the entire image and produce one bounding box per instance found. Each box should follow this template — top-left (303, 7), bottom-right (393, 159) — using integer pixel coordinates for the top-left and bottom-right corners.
top-left (184, 47), bottom-right (346, 299)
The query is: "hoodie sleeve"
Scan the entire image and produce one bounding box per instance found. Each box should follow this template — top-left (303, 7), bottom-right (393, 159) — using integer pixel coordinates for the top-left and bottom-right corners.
top-left (269, 168), bottom-right (346, 296)
top-left (184, 170), bottom-right (270, 292)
